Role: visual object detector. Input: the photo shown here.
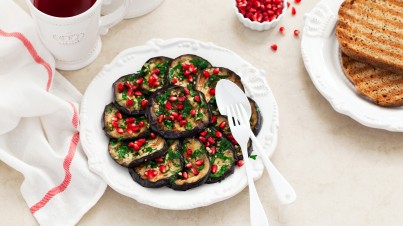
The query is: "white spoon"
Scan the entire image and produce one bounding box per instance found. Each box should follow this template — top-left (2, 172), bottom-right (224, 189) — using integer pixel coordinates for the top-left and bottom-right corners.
top-left (215, 79), bottom-right (297, 205)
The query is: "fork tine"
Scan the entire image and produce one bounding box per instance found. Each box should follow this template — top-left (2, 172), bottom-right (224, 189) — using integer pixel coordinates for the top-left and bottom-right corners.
top-left (226, 106), bottom-right (234, 126)
top-left (238, 104), bottom-right (250, 123)
top-left (234, 104), bottom-right (246, 125)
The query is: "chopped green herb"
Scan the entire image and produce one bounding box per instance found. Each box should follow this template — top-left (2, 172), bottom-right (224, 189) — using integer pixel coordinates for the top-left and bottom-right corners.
top-left (185, 122), bottom-right (193, 130)
top-left (249, 155), bottom-right (257, 160)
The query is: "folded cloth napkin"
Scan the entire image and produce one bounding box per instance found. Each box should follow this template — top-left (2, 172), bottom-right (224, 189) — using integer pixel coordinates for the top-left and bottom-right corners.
top-left (0, 1), bottom-right (107, 225)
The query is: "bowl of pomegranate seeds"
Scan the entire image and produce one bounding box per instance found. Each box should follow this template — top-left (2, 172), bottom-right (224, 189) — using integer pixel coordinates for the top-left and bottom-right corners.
top-left (234, 0), bottom-right (287, 31)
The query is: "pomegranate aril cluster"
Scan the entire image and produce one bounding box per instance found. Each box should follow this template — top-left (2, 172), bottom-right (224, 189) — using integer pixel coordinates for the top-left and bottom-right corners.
top-left (236, 0), bottom-right (285, 22)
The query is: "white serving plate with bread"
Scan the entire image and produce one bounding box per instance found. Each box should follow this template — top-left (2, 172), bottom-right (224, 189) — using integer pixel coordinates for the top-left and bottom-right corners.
top-left (301, 0), bottom-right (403, 132)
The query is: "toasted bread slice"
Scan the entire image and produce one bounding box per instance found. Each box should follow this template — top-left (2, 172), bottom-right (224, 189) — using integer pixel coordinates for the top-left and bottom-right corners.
top-left (341, 52), bottom-right (403, 107)
top-left (336, 0), bottom-right (403, 74)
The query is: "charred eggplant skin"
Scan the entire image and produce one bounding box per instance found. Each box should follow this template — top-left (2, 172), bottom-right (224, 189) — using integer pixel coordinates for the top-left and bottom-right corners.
top-left (139, 56), bottom-right (172, 93)
top-left (103, 103), bottom-right (150, 140)
top-left (167, 54), bottom-right (212, 88)
top-left (129, 140), bottom-right (183, 188)
top-left (146, 85), bottom-right (211, 139)
top-left (112, 74), bottom-right (149, 115)
top-left (248, 97), bottom-right (263, 136)
top-left (170, 138), bottom-right (211, 191)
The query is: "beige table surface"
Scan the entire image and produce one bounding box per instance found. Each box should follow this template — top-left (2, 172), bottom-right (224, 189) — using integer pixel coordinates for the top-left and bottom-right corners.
top-left (5, 0), bottom-right (403, 225)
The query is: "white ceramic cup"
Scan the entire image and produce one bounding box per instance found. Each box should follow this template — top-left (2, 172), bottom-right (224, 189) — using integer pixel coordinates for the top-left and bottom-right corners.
top-left (25, 0), bottom-right (129, 70)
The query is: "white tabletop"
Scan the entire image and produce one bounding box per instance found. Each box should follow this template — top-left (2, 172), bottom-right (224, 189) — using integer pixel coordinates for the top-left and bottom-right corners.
top-left (5, 0), bottom-right (403, 225)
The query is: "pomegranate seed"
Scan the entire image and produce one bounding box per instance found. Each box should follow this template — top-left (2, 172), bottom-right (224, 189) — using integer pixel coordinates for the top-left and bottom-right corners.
top-left (116, 112), bottom-right (122, 119)
top-left (150, 132), bottom-right (156, 139)
top-left (176, 114), bottom-right (183, 121)
top-left (186, 149), bottom-right (193, 156)
top-left (132, 125), bottom-right (140, 132)
top-left (200, 131), bottom-right (207, 137)
top-left (211, 115), bottom-right (217, 123)
top-left (152, 68), bottom-right (160, 75)
top-left (237, 160), bottom-right (244, 167)
top-left (195, 160), bottom-right (204, 166)
top-left (138, 138), bottom-right (146, 145)
top-left (203, 70), bottom-right (210, 78)
top-left (205, 141), bottom-right (210, 147)
top-left (294, 29), bottom-right (300, 37)
top-left (111, 117), bottom-right (118, 122)
top-left (213, 68), bottom-right (220, 74)
top-left (127, 88), bottom-right (133, 97)
top-left (194, 95), bottom-right (201, 102)
top-left (185, 162), bottom-right (193, 168)
top-left (219, 121), bottom-right (226, 129)
top-left (141, 99), bottom-right (148, 107)
top-left (126, 117), bottom-right (135, 123)
top-left (190, 109), bottom-right (196, 116)
top-left (168, 96), bottom-right (177, 102)
top-left (177, 104), bottom-right (184, 110)
top-left (178, 96), bottom-right (186, 102)
top-left (117, 83), bottom-right (124, 93)
top-left (279, 26), bottom-right (285, 35)
top-left (128, 142), bottom-right (135, 148)
top-left (155, 157), bottom-right (164, 163)
top-left (291, 6), bottom-right (296, 15)
top-left (138, 121), bottom-right (144, 127)
top-left (116, 128), bottom-right (124, 134)
top-left (294, 0), bottom-right (301, 3)
top-left (159, 165), bottom-right (166, 173)
top-left (207, 137), bottom-right (215, 144)
top-left (171, 77), bottom-right (178, 84)
top-left (133, 143), bottom-right (140, 151)
top-left (112, 121), bottom-right (119, 128)
top-left (136, 77), bottom-right (143, 85)
top-left (124, 81), bottom-right (131, 88)
top-left (210, 146), bottom-right (217, 155)
top-left (165, 102), bottom-right (172, 110)
top-left (146, 169), bottom-right (157, 179)
top-left (211, 164), bottom-right (218, 174)
top-left (270, 44), bottom-right (278, 51)
top-left (171, 111), bottom-right (179, 118)
top-left (158, 115), bottom-right (164, 123)
top-left (134, 91), bottom-right (142, 96)
top-left (209, 88), bottom-right (215, 95)
top-left (191, 168), bottom-right (199, 175)
top-left (184, 88), bottom-right (190, 95)
top-left (126, 99), bottom-right (134, 107)
top-left (187, 75), bottom-right (193, 82)
top-left (126, 128), bottom-right (133, 134)
top-left (182, 171), bottom-right (188, 179)
top-left (199, 136), bottom-right (206, 143)
top-left (179, 120), bottom-right (187, 127)
top-left (287, 1), bottom-right (290, 7)
top-left (215, 131), bottom-right (222, 138)
top-left (182, 62), bottom-right (190, 70)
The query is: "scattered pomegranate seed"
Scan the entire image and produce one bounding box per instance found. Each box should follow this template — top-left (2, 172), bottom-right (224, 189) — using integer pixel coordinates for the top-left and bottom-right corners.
top-left (155, 157), bottom-right (164, 163)
top-left (182, 171), bottom-right (188, 179)
top-left (209, 88), bottom-right (216, 95)
top-left (190, 109), bottom-right (196, 116)
top-left (291, 6), bottom-right (296, 15)
top-left (128, 142), bottom-right (135, 148)
top-left (270, 44), bottom-right (278, 51)
top-left (176, 114), bottom-right (183, 121)
top-left (195, 160), bottom-right (204, 166)
top-left (187, 75), bottom-right (194, 82)
top-left (184, 88), bottom-right (190, 95)
top-left (215, 131), bottom-right (222, 138)
top-left (210, 146), bottom-right (217, 155)
top-left (141, 99), bottom-right (148, 107)
top-left (159, 165), bottom-right (166, 173)
top-left (158, 115), bottom-right (164, 123)
top-left (136, 77), bottom-right (143, 85)
top-left (132, 125), bottom-right (140, 132)
top-left (171, 77), bottom-right (178, 84)
top-left (182, 62), bottom-right (190, 70)
top-left (203, 70), bottom-right (210, 78)
top-left (287, 1), bottom-right (290, 7)
top-left (116, 112), bottom-right (122, 119)
top-left (150, 132), bottom-right (156, 139)
top-left (213, 68), bottom-right (220, 74)
top-left (177, 104), bottom-right (183, 110)
top-left (138, 138), bottom-right (146, 145)
top-left (134, 91), bottom-right (142, 96)
top-left (145, 169), bottom-right (158, 179)
top-left (191, 168), bottom-right (199, 176)
top-left (237, 160), bottom-right (245, 167)
top-left (111, 117), bottom-right (118, 122)
top-left (152, 68), bottom-right (160, 75)
top-left (199, 136), bottom-right (206, 143)
top-left (211, 115), bottom-right (217, 123)
top-left (211, 164), bottom-right (218, 174)
top-left (165, 102), bottom-right (172, 110)
top-left (294, 0), bottom-right (301, 3)
top-left (177, 96), bottom-right (186, 102)
top-left (133, 143), bottom-right (140, 151)
top-left (124, 81), bottom-right (131, 88)
top-left (219, 121), bottom-right (227, 129)
top-left (168, 96), bottom-right (177, 102)
top-left (207, 137), bottom-right (215, 144)
top-left (194, 95), bottom-right (201, 102)
top-left (186, 149), bottom-right (193, 156)
top-left (126, 99), bottom-right (134, 107)
top-left (200, 131), bottom-right (207, 137)
top-left (117, 128), bottom-right (124, 134)
top-left (112, 121), bottom-right (119, 128)
top-left (117, 83), bottom-right (124, 93)
top-left (185, 163), bottom-right (193, 168)
top-left (126, 118), bottom-right (135, 123)
top-left (294, 29), bottom-right (300, 37)
top-left (179, 120), bottom-right (187, 127)
top-left (279, 26), bottom-right (285, 35)
top-left (138, 121), bottom-right (144, 127)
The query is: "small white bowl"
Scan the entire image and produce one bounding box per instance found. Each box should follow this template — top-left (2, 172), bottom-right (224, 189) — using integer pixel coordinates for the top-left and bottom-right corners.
top-left (233, 0), bottom-right (287, 31)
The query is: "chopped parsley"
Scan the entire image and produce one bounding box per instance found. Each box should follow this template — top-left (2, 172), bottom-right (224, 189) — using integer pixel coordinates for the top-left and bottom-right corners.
top-left (249, 154), bottom-right (257, 160)
top-left (185, 122), bottom-right (193, 130)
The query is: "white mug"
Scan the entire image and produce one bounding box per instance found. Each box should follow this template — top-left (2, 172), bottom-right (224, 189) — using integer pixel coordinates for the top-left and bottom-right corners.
top-left (25, 0), bottom-right (129, 70)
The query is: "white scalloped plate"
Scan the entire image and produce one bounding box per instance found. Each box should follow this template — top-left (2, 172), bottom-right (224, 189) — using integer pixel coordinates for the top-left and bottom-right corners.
top-left (80, 38), bottom-right (279, 210)
top-left (301, 0), bottom-right (403, 132)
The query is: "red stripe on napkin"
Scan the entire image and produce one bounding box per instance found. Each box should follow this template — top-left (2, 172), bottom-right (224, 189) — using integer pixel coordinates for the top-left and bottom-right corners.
top-left (29, 102), bottom-right (80, 214)
top-left (0, 29), bottom-right (53, 92)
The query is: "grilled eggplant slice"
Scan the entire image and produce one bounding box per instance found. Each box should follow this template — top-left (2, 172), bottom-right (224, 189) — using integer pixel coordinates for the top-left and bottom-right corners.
top-left (129, 140), bottom-right (183, 188)
top-left (213, 115), bottom-right (253, 160)
top-left (198, 128), bottom-right (236, 184)
top-left (195, 67), bottom-right (244, 103)
top-left (249, 97), bottom-right (263, 136)
top-left (108, 133), bottom-right (167, 167)
top-left (103, 103), bottom-right (150, 140)
top-left (139, 56), bottom-right (172, 92)
top-left (167, 54), bottom-right (212, 88)
top-left (113, 74), bottom-right (149, 115)
top-left (147, 86), bottom-right (211, 139)
top-left (170, 138), bottom-right (211, 191)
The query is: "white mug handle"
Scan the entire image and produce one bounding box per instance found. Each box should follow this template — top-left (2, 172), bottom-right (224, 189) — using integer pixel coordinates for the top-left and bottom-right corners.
top-left (99, 0), bottom-right (128, 35)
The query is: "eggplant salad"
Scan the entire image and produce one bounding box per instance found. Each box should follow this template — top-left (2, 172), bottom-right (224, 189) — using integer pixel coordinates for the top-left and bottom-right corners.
top-left (102, 54), bottom-right (263, 191)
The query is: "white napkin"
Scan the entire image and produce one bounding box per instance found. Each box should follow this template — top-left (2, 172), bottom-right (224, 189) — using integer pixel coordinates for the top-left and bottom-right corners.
top-left (0, 1), bottom-right (107, 225)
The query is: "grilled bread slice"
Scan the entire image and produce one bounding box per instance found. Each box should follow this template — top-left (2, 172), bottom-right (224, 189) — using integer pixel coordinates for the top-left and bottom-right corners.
top-left (336, 0), bottom-right (403, 74)
top-left (341, 52), bottom-right (403, 107)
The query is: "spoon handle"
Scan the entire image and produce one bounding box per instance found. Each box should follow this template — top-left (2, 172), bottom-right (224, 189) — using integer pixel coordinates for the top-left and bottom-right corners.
top-left (249, 133), bottom-right (297, 205)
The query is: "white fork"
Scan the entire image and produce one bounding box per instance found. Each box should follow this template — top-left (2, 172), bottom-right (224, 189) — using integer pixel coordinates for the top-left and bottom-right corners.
top-left (227, 105), bottom-right (269, 226)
